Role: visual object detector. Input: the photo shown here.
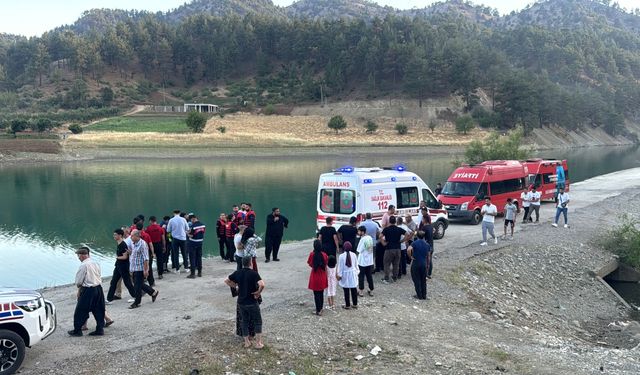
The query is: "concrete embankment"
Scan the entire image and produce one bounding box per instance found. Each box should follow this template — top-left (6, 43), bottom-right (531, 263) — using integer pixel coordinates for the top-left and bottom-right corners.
top-left (21, 167), bottom-right (640, 375)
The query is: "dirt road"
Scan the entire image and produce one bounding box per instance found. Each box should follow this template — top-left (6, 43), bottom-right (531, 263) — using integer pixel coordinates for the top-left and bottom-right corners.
top-left (21, 167), bottom-right (640, 374)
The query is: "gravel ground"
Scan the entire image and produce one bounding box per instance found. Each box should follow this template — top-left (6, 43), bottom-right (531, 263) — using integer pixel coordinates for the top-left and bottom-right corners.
top-left (19, 168), bottom-right (640, 375)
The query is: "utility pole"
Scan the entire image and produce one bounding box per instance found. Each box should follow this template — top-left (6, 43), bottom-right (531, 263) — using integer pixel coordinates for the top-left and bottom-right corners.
top-left (320, 83), bottom-right (324, 107)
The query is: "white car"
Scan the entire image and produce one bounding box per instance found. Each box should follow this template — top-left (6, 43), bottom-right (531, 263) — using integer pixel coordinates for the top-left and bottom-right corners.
top-left (0, 288), bottom-right (56, 375)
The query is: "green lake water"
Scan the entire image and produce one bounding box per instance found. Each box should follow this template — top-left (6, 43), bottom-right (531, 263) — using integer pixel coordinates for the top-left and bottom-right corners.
top-left (1, 145), bottom-right (639, 289)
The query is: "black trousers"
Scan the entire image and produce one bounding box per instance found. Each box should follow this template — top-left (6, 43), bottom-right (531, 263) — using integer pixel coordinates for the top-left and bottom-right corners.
top-left (73, 285), bottom-right (105, 332)
top-left (358, 265), bottom-right (374, 291)
top-left (235, 255), bottom-right (243, 271)
top-left (265, 234), bottom-right (283, 260)
top-left (171, 238), bottom-right (187, 270)
top-left (189, 241), bottom-right (203, 274)
top-left (374, 242), bottom-right (385, 272)
top-left (218, 237), bottom-right (226, 260)
top-left (132, 271), bottom-right (155, 305)
top-left (411, 262), bottom-right (427, 300)
top-left (313, 290), bottom-right (324, 313)
top-left (238, 303), bottom-right (263, 337)
top-left (153, 241), bottom-right (164, 276)
top-left (225, 237), bottom-right (236, 261)
top-left (399, 249), bottom-right (408, 276)
top-left (522, 206), bottom-right (531, 223)
top-left (427, 252), bottom-right (433, 277)
top-left (147, 253), bottom-right (155, 286)
top-left (106, 264), bottom-right (135, 301)
top-left (343, 287), bottom-right (358, 307)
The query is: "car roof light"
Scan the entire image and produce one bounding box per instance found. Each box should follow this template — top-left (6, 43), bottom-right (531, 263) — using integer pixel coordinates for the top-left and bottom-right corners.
top-left (363, 179), bottom-right (373, 184)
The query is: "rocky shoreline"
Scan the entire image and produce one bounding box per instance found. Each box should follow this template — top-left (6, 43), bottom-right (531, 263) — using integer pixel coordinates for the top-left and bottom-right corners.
top-left (18, 168), bottom-right (640, 375)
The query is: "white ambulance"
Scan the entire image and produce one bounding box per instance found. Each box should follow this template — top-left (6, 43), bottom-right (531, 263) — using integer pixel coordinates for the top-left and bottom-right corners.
top-left (316, 166), bottom-right (449, 239)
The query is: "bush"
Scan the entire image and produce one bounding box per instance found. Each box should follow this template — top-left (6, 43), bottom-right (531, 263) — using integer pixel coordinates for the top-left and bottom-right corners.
top-left (395, 123), bottom-right (408, 135)
top-left (68, 124), bottom-right (83, 134)
top-left (472, 107), bottom-right (500, 128)
top-left (34, 118), bottom-right (54, 132)
top-left (600, 216), bottom-right (640, 269)
top-left (328, 115), bottom-right (347, 134)
top-left (9, 119), bottom-right (29, 134)
top-left (428, 120), bottom-right (437, 133)
top-left (464, 128), bottom-right (531, 164)
top-left (364, 120), bottom-right (378, 134)
top-left (263, 104), bottom-right (276, 116)
top-left (186, 111), bottom-right (207, 133)
top-left (216, 126), bottom-right (226, 134)
top-left (455, 115), bottom-right (475, 135)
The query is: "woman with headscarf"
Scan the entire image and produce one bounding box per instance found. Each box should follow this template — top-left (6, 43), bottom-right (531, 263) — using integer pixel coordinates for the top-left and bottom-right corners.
top-left (337, 241), bottom-right (359, 309)
top-left (307, 239), bottom-right (329, 316)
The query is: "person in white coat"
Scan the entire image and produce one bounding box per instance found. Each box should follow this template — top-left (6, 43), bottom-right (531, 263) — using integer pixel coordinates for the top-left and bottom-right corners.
top-left (337, 241), bottom-right (359, 309)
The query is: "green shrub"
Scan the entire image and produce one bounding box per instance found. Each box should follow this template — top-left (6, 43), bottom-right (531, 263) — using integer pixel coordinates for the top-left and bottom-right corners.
top-left (68, 124), bottom-right (83, 134)
top-left (455, 115), bottom-right (475, 135)
top-left (601, 216), bottom-right (640, 269)
top-left (216, 126), bottom-right (226, 134)
top-left (186, 111), bottom-right (207, 133)
top-left (328, 115), bottom-right (347, 134)
top-left (395, 123), bottom-right (408, 135)
top-left (34, 118), bottom-right (54, 132)
top-left (263, 104), bottom-right (276, 115)
top-left (464, 128), bottom-right (531, 164)
top-left (10, 119), bottom-right (29, 134)
top-left (428, 120), bottom-right (437, 133)
top-left (364, 120), bottom-right (378, 134)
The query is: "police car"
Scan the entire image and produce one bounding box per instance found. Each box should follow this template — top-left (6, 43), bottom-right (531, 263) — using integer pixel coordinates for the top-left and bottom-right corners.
top-left (0, 288), bottom-right (56, 374)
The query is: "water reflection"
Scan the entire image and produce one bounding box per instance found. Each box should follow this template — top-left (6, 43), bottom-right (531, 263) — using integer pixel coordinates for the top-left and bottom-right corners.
top-left (0, 228), bottom-right (112, 289)
top-left (0, 145), bottom-right (639, 289)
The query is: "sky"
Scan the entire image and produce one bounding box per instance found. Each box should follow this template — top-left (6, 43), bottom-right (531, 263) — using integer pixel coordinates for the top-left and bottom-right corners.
top-left (0, 0), bottom-right (638, 37)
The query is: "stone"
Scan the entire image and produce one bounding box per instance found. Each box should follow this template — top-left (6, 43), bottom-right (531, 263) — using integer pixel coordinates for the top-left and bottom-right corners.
top-left (370, 346), bottom-right (382, 356)
top-left (354, 355), bottom-right (364, 361)
top-left (468, 311), bottom-right (482, 320)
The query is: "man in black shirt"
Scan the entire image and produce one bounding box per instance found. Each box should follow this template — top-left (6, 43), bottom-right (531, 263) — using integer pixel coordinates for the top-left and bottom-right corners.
top-left (106, 229), bottom-right (135, 302)
top-left (380, 216), bottom-right (406, 283)
top-left (225, 256), bottom-right (266, 349)
top-left (337, 216), bottom-right (358, 251)
top-left (265, 207), bottom-right (289, 262)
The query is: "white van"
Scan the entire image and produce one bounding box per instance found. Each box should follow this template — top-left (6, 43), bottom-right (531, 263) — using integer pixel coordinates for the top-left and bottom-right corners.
top-left (316, 167), bottom-right (449, 239)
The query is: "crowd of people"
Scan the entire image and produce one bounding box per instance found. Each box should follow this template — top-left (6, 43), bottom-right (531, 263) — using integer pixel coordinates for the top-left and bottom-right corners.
top-left (70, 204), bottom-right (288, 342)
top-left (480, 185), bottom-right (572, 246)
top-left (310, 201), bottom-right (436, 315)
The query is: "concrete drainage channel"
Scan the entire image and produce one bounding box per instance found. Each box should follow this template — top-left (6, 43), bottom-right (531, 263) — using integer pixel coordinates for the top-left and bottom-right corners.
top-left (595, 258), bottom-right (640, 318)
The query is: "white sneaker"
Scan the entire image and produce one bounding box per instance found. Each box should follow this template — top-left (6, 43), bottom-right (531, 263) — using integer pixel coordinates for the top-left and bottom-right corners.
top-left (480, 242), bottom-right (488, 246)
top-left (494, 237), bottom-right (498, 244)
top-left (173, 269), bottom-right (179, 274)
top-left (551, 223), bottom-right (558, 228)
top-left (564, 224), bottom-right (569, 228)
top-left (127, 298), bottom-right (135, 303)
top-left (105, 300), bottom-right (112, 305)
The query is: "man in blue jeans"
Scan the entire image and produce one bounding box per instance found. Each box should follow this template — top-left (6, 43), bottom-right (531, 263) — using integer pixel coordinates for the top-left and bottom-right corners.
top-left (167, 209), bottom-right (189, 273)
top-left (552, 187), bottom-right (570, 228)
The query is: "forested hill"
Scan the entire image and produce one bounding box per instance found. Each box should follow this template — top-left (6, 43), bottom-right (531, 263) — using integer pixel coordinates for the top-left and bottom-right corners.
top-left (0, 0), bottom-right (639, 141)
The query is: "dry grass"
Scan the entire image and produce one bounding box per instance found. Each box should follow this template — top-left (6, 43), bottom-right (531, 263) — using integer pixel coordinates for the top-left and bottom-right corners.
top-left (67, 113), bottom-right (489, 148)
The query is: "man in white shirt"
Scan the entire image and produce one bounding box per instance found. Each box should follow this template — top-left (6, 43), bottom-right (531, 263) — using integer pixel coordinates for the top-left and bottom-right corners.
top-left (552, 187), bottom-right (571, 228)
top-left (480, 197), bottom-right (498, 246)
top-left (521, 187), bottom-right (532, 223)
top-left (167, 209), bottom-right (190, 273)
top-left (69, 247), bottom-right (105, 337)
top-left (356, 226), bottom-right (375, 297)
top-left (528, 185), bottom-right (542, 223)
